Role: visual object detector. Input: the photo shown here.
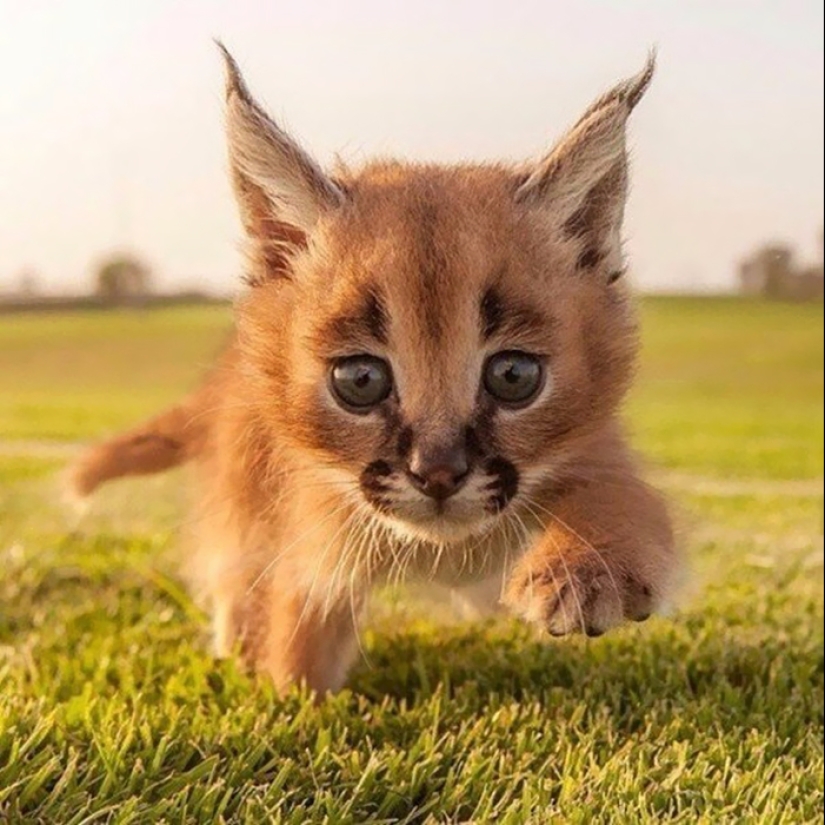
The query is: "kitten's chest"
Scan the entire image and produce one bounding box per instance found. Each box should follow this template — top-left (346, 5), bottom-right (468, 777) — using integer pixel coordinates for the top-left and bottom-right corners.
top-left (381, 522), bottom-right (536, 589)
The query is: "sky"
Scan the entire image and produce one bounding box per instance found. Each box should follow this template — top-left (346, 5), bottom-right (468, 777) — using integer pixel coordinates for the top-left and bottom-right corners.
top-left (1, 0), bottom-right (823, 295)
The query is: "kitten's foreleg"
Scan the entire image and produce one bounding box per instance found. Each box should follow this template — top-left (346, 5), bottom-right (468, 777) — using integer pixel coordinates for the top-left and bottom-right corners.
top-left (255, 582), bottom-right (363, 695)
top-left (503, 469), bottom-right (678, 637)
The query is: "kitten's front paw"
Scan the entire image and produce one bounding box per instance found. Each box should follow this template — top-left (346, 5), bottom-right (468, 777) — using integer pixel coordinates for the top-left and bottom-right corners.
top-left (503, 552), bottom-right (656, 637)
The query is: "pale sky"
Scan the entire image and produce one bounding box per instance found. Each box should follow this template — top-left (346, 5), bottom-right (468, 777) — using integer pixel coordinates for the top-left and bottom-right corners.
top-left (1, 0), bottom-right (823, 295)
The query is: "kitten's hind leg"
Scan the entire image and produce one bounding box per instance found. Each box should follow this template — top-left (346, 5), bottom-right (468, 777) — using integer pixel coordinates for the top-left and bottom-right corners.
top-left (183, 525), bottom-right (253, 660)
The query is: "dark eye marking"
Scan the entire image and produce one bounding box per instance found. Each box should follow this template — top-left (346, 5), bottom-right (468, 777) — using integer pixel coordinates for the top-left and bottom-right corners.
top-left (396, 426), bottom-right (414, 460)
top-left (319, 286), bottom-right (389, 348)
top-left (478, 287), bottom-right (549, 342)
top-left (363, 289), bottom-right (389, 343)
top-left (480, 288), bottom-right (504, 339)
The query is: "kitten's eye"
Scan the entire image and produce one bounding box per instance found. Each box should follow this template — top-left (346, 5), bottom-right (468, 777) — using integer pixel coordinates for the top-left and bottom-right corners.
top-left (483, 351), bottom-right (544, 407)
top-left (330, 356), bottom-right (393, 410)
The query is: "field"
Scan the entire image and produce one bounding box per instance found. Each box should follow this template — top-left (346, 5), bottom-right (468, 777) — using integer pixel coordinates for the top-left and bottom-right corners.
top-left (0, 297), bottom-right (822, 823)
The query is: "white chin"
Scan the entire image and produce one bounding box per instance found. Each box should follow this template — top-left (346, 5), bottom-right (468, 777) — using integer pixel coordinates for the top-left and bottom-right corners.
top-left (381, 512), bottom-right (495, 545)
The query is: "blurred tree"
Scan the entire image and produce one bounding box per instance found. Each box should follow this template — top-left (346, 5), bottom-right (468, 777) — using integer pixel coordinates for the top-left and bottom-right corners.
top-left (95, 253), bottom-right (152, 305)
top-left (17, 268), bottom-right (40, 298)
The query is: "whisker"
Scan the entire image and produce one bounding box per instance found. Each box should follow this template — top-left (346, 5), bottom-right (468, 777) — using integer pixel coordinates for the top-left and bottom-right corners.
top-left (246, 497), bottom-right (355, 595)
top-left (322, 502), bottom-right (370, 618)
top-left (285, 504), bottom-right (366, 648)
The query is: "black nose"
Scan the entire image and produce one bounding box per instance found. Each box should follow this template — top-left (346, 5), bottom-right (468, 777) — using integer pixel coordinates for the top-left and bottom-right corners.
top-left (406, 443), bottom-right (470, 501)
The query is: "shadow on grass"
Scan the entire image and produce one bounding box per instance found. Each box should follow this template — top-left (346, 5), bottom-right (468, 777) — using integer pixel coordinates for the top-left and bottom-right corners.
top-left (349, 620), bottom-right (824, 735)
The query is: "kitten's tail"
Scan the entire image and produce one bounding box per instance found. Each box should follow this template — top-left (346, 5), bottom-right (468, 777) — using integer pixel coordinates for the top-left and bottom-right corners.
top-left (68, 394), bottom-right (208, 499)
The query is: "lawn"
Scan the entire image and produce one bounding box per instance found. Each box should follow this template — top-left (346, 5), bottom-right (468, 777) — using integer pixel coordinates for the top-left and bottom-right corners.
top-left (0, 297), bottom-right (822, 823)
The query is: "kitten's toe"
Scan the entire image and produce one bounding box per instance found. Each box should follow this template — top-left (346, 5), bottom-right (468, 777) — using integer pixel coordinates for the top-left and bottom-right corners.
top-left (623, 576), bottom-right (656, 622)
top-left (544, 571), bottom-right (624, 637)
top-left (505, 556), bottom-right (652, 637)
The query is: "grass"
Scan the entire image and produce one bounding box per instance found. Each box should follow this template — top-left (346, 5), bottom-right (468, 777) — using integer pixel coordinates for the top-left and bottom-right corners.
top-left (0, 297), bottom-right (822, 823)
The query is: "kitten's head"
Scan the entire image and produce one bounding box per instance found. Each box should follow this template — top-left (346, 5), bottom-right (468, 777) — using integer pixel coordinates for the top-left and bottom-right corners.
top-left (221, 44), bottom-right (653, 544)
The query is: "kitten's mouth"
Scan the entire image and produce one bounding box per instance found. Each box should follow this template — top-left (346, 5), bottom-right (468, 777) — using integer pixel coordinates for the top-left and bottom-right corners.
top-left (358, 457), bottom-right (519, 544)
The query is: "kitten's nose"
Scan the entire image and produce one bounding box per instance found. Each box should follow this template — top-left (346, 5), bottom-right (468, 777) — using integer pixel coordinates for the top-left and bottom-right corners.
top-left (406, 443), bottom-right (469, 501)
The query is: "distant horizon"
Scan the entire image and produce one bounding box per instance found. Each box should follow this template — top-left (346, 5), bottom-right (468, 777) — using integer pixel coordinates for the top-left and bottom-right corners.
top-left (4, 234), bottom-right (822, 300)
top-left (1, 1), bottom-right (823, 296)
top-left (5, 267), bottom-right (819, 301)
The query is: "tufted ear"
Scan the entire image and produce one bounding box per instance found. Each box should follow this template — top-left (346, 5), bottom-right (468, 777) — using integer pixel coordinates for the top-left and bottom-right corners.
top-left (516, 53), bottom-right (656, 280)
top-left (217, 42), bottom-right (345, 283)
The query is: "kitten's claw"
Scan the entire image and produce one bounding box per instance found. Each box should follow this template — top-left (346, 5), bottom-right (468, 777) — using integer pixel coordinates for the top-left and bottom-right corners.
top-left (504, 554), bottom-right (656, 637)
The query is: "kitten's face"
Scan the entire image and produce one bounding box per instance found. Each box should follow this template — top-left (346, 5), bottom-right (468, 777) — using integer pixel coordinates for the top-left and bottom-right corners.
top-left (241, 165), bottom-right (637, 544)
top-left (223, 47), bottom-right (652, 544)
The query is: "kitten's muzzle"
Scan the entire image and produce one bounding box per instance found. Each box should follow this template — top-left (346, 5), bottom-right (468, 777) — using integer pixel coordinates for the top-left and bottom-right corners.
top-left (405, 442), bottom-right (470, 501)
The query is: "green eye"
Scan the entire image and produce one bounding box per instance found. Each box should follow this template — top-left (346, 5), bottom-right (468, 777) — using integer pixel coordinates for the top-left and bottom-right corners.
top-left (330, 356), bottom-right (393, 410)
top-left (483, 351), bottom-right (544, 406)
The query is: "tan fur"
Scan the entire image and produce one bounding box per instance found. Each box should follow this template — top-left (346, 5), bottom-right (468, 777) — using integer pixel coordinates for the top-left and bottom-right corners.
top-left (71, 47), bottom-right (677, 695)
top-left (70, 397), bottom-right (201, 496)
